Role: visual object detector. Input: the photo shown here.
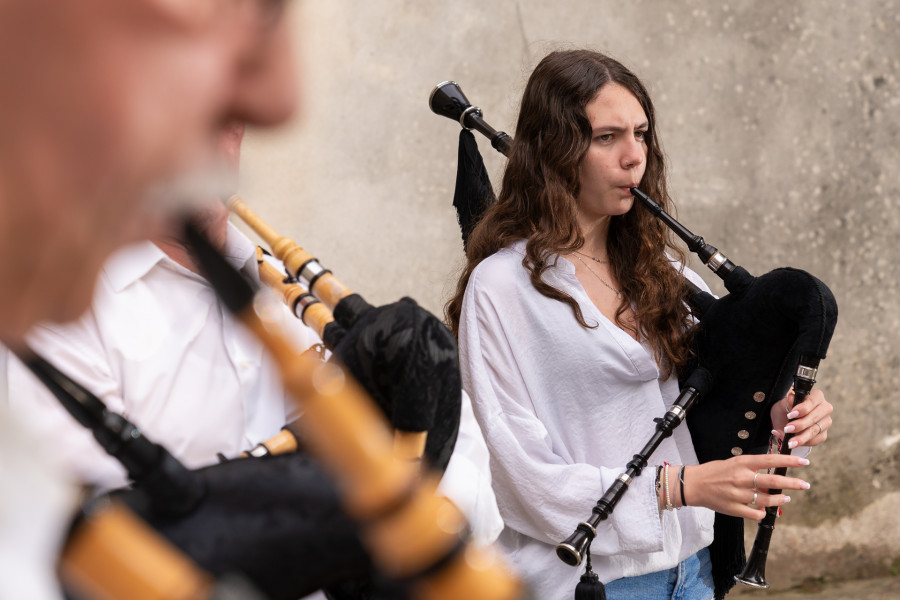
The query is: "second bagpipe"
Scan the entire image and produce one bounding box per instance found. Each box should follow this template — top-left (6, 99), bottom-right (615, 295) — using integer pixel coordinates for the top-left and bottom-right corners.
top-left (212, 195), bottom-right (528, 600)
top-left (430, 80), bottom-right (838, 598)
top-left (228, 194), bottom-right (462, 471)
top-left (18, 197), bottom-right (527, 598)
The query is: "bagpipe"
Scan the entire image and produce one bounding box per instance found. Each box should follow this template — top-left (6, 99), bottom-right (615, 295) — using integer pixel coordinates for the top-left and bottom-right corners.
top-left (13, 347), bottom-right (269, 600)
top-left (229, 195), bottom-right (461, 471)
top-left (430, 81), bottom-right (838, 599)
top-left (13, 205), bottom-right (526, 599)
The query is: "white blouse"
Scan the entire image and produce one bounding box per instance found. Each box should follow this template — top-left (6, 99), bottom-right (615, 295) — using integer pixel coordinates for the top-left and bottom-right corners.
top-left (7, 223), bottom-right (320, 491)
top-left (458, 239), bottom-right (714, 599)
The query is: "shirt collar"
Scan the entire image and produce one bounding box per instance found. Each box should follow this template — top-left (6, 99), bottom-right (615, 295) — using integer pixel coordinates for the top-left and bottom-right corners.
top-left (104, 221), bottom-right (259, 293)
top-left (103, 241), bottom-right (167, 293)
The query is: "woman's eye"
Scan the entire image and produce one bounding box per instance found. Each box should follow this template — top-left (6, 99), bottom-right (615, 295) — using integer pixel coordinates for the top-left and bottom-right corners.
top-left (635, 130), bottom-right (648, 141)
top-left (596, 133), bottom-right (613, 142)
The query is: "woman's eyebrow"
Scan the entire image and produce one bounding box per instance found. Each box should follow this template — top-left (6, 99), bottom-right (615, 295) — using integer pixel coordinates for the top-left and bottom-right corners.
top-left (592, 120), bottom-right (650, 134)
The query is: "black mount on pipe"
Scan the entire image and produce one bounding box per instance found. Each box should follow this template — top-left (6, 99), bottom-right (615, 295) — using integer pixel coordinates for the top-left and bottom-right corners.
top-left (430, 81), bottom-right (513, 155)
top-left (14, 347), bottom-right (205, 517)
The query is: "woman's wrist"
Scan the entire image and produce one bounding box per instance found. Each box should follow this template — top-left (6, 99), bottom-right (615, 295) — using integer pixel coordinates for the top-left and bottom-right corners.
top-left (656, 464), bottom-right (687, 511)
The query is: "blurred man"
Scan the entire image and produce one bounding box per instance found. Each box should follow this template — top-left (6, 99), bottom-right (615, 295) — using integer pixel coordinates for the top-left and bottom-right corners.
top-left (6, 123), bottom-right (322, 491)
top-left (7, 121), bottom-right (501, 598)
top-left (0, 1), bottom-right (299, 597)
top-left (0, 0), bottom-right (297, 343)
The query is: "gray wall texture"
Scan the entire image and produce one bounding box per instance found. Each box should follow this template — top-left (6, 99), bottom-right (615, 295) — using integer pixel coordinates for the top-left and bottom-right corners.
top-left (239, 0), bottom-right (900, 590)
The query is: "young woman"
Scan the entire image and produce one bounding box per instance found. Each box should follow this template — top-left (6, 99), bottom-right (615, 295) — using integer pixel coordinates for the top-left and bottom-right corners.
top-left (447, 50), bottom-right (833, 600)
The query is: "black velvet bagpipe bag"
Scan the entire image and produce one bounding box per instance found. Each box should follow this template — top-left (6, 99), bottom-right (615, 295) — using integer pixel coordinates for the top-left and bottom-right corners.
top-left (105, 298), bottom-right (465, 600)
top-left (113, 451), bottom-right (409, 600)
top-left (683, 265), bottom-right (838, 599)
top-left (330, 296), bottom-right (463, 473)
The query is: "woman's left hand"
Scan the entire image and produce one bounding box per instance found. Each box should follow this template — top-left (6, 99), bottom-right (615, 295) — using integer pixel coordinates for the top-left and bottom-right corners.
top-left (770, 388), bottom-right (832, 449)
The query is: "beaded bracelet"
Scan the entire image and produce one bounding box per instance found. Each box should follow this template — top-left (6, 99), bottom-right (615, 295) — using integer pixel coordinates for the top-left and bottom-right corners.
top-left (655, 465), bottom-right (663, 512)
top-left (664, 463), bottom-right (674, 511)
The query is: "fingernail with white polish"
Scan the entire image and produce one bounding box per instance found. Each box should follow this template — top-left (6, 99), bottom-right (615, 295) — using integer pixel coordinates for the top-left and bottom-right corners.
top-left (787, 411), bottom-right (800, 419)
top-left (798, 458), bottom-right (810, 465)
top-left (801, 482), bottom-right (811, 490)
top-left (789, 440), bottom-right (798, 449)
top-left (784, 425), bottom-right (795, 433)
top-left (783, 496), bottom-right (791, 503)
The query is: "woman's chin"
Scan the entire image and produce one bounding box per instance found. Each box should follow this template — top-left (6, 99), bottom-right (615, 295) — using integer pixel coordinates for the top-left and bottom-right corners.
top-left (613, 197), bottom-right (635, 215)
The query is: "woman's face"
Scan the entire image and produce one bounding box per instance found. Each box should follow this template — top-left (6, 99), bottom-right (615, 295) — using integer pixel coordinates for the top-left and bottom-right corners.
top-left (575, 83), bottom-right (648, 222)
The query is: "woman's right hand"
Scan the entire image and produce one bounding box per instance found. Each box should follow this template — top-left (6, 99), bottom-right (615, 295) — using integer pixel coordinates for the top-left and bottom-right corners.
top-left (682, 454), bottom-right (811, 520)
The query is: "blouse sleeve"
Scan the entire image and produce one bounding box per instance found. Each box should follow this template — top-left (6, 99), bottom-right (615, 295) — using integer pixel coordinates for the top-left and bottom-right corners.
top-left (458, 266), bottom-right (666, 556)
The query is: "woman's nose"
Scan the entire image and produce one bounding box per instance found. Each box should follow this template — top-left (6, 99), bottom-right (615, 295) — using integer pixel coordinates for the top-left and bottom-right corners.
top-left (620, 136), bottom-right (646, 170)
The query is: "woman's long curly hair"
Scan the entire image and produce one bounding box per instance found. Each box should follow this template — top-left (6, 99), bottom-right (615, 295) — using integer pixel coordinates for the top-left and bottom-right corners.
top-left (446, 49), bottom-right (694, 379)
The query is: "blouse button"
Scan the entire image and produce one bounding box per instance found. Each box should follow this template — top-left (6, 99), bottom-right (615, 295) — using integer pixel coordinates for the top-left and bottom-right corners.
top-left (745, 411), bottom-right (757, 420)
top-left (731, 447), bottom-right (743, 456)
top-left (738, 430), bottom-right (750, 440)
top-left (753, 392), bottom-right (766, 403)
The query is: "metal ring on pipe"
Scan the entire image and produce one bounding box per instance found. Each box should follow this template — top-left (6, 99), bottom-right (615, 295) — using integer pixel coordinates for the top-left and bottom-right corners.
top-left (460, 105), bottom-right (482, 129)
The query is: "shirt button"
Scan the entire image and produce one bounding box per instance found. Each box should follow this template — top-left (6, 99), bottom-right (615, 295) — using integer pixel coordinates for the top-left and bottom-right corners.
top-left (240, 360), bottom-right (250, 370)
top-left (731, 447), bottom-right (743, 456)
top-left (753, 392), bottom-right (766, 403)
top-left (738, 430), bottom-right (750, 440)
top-left (745, 411), bottom-right (757, 420)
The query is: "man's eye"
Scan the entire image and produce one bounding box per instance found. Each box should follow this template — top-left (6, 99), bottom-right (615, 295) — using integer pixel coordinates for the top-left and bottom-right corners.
top-left (250, 0), bottom-right (287, 30)
top-left (596, 133), bottom-right (613, 142)
top-left (635, 130), bottom-right (648, 141)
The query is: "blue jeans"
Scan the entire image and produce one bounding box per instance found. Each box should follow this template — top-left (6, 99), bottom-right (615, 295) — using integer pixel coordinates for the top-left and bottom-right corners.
top-left (604, 547), bottom-right (714, 600)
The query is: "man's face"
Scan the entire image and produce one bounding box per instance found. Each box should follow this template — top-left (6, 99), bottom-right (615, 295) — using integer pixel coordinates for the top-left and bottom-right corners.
top-left (0, 0), bottom-right (298, 342)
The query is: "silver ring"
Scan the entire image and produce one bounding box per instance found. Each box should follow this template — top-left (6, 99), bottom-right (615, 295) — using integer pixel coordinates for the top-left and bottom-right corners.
top-left (753, 472), bottom-right (760, 492)
top-left (750, 491), bottom-right (758, 507)
top-left (815, 422), bottom-right (823, 435)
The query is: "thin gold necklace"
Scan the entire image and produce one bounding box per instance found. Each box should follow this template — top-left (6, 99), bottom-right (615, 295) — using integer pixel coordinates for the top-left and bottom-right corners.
top-left (575, 250), bottom-right (609, 264)
top-left (573, 254), bottom-right (622, 299)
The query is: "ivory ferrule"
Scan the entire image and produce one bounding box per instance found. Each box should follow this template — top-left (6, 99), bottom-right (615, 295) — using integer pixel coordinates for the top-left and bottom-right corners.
top-left (795, 364), bottom-right (818, 382)
top-left (668, 404), bottom-right (687, 422)
top-left (707, 251), bottom-right (728, 272)
top-left (298, 258), bottom-right (327, 286)
top-left (248, 444), bottom-right (270, 458)
top-left (460, 105), bottom-right (482, 129)
top-left (577, 521), bottom-right (598, 537)
top-left (294, 292), bottom-right (320, 314)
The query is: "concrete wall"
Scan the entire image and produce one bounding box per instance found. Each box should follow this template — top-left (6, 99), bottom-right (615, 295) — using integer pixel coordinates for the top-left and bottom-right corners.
top-left (240, 0), bottom-right (900, 590)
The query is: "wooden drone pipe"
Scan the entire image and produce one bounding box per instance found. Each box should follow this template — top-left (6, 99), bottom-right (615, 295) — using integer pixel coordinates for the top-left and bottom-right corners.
top-left (188, 219), bottom-right (522, 598)
top-left (244, 223), bottom-right (428, 465)
top-left (61, 503), bottom-right (215, 600)
top-left (229, 195), bottom-right (351, 309)
top-left (256, 247), bottom-right (335, 340)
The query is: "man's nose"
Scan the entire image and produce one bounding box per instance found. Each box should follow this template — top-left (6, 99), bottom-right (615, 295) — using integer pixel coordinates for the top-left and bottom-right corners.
top-left (227, 18), bottom-right (298, 127)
